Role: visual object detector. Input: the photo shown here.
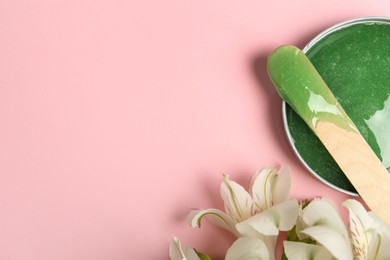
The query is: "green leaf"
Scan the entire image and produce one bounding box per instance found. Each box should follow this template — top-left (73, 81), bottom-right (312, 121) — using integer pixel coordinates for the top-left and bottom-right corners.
top-left (282, 250), bottom-right (288, 260)
top-left (287, 225), bottom-right (299, 242)
top-left (195, 250), bottom-right (211, 260)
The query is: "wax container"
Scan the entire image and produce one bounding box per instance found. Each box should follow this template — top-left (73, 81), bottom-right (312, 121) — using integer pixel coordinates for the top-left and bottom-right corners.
top-left (283, 16), bottom-right (390, 195)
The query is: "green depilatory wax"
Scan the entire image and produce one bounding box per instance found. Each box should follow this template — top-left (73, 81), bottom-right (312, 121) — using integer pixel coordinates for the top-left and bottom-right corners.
top-left (286, 23), bottom-right (390, 193)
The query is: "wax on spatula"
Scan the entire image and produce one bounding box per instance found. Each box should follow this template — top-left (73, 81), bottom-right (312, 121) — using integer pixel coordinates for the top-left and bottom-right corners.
top-left (267, 45), bottom-right (390, 224)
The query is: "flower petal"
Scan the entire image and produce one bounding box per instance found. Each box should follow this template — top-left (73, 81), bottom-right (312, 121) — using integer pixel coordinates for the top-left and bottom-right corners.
top-left (169, 236), bottom-right (200, 260)
top-left (221, 175), bottom-right (254, 222)
top-left (283, 241), bottom-right (333, 260)
top-left (295, 201), bottom-right (311, 241)
top-left (369, 212), bottom-right (390, 236)
top-left (271, 167), bottom-right (291, 205)
top-left (188, 209), bottom-right (238, 236)
top-left (250, 168), bottom-right (277, 212)
top-left (302, 226), bottom-right (353, 260)
top-left (236, 199), bottom-right (299, 237)
top-left (301, 199), bottom-right (353, 260)
top-left (367, 213), bottom-right (390, 259)
top-left (225, 237), bottom-right (269, 260)
top-left (342, 199), bottom-right (373, 259)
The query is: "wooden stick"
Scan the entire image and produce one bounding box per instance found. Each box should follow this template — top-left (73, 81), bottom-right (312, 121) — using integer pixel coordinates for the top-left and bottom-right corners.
top-left (268, 45), bottom-right (390, 223)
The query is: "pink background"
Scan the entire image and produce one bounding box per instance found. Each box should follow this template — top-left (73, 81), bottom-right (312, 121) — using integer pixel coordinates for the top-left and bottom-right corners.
top-left (0, 1), bottom-right (389, 259)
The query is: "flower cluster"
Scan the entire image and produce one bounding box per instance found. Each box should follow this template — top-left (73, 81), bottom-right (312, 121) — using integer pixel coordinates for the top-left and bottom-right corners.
top-left (170, 167), bottom-right (390, 260)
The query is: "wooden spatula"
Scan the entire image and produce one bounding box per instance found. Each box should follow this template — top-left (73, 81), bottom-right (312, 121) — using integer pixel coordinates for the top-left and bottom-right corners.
top-left (267, 45), bottom-right (390, 224)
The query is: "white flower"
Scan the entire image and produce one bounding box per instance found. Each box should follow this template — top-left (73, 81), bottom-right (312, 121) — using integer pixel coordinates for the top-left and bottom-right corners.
top-left (284, 198), bottom-right (390, 260)
top-left (170, 165), bottom-right (390, 259)
top-left (188, 167), bottom-right (299, 259)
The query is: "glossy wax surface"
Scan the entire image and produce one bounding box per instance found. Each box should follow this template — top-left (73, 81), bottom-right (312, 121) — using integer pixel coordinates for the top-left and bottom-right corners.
top-left (286, 22), bottom-right (390, 193)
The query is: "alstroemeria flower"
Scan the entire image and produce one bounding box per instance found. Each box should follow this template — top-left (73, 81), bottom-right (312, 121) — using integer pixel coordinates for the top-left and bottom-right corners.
top-left (343, 199), bottom-right (390, 259)
top-left (284, 198), bottom-right (390, 260)
top-left (188, 167), bottom-right (299, 258)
